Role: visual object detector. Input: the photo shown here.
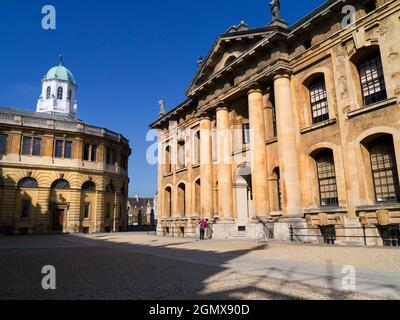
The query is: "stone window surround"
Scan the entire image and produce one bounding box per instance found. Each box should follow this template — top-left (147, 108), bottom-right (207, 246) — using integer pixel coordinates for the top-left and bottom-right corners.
top-left (347, 97), bottom-right (398, 118)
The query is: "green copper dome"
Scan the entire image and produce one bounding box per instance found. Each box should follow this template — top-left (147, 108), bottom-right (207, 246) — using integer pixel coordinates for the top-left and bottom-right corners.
top-left (44, 62), bottom-right (76, 85)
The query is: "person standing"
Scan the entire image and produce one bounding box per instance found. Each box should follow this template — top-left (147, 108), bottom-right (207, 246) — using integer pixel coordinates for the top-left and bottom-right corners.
top-left (199, 219), bottom-right (208, 240)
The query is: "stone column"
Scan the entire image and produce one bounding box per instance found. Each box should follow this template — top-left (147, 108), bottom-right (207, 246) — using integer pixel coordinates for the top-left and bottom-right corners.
top-left (248, 87), bottom-right (270, 220)
top-left (199, 113), bottom-right (214, 220)
top-left (274, 73), bottom-right (302, 218)
top-left (216, 105), bottom-right (234, 220)
top-left (157, 131), bottom-right (164, 219)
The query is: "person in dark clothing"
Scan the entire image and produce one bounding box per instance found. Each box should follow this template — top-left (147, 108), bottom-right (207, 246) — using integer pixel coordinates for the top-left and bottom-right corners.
top-left (199, 219), bottom-right (208, 240)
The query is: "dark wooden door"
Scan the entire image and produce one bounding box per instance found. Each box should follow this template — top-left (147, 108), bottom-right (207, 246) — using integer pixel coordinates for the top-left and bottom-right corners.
top-left (52, 209), bottom-right (64, 232)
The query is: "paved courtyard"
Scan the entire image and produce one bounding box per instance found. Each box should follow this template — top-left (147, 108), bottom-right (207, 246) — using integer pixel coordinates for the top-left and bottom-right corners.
top-left (0, 232), bottom-right (399, 300)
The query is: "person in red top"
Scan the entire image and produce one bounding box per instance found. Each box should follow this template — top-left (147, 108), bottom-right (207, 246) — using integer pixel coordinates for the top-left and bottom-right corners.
top-left (199, 219), bottom-right (208, 240)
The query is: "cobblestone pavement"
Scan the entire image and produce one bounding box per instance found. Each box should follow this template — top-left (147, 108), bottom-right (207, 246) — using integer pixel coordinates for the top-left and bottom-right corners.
top-left (0, 233), bottom-right (399, 300)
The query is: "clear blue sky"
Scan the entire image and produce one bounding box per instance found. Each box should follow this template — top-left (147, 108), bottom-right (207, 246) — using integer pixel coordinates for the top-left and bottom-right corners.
top-left (0, 0), bottom-right (325, 197)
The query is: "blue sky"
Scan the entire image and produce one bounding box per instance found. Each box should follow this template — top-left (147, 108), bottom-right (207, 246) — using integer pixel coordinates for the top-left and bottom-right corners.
top-left (0, 0), bottom-right (325, 197)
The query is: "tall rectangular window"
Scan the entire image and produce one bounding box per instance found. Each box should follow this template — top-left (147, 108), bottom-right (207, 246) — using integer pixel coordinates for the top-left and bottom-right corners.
top-left (55, 140), bottom-right (63, 158)
top-left (84, 144), bottom-right (97, 162)
top-left (106, 147), bottom-right (116, 165)
top-left (0, 134), bottom-right (7, 155)
top-left (358, 53), bottom-right (387, 106)
top-left (242, 123), bottom-right (250, 145)
top-left (91, 145), bottom-right (97, 162)
top-left (316, 150), bottom-right (339, 207)
top-left (83, 144), bottom-right (90, 161)
top-left (272, 105), bottom-right (277, 137)
top-left (21, 200), bottom-right (30, 218)
top-left (84, 203), bottom-right (91, 219)
top-left (22, 137), bottom-right (32, 155)
top-left (55, 140), bottom-right (72, 159)
top-left (369, 136), bottom-right (400, 203)
top-left (64, 141), bottom-right (72, 159)
top-left (22, 137), bottom-right (41, 156)
top-left (32, 138), bottom-right (41, 156)
top-left (309, 77), bottom-right (329, 124)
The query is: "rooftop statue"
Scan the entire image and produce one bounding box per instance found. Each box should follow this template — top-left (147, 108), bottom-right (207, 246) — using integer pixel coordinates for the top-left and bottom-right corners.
top-left (158, 98), bottom-right (166, 116)
top-left (269, 0), bottom-right (281, 20)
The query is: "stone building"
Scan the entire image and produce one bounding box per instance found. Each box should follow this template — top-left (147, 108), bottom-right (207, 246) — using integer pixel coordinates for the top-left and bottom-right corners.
top-left (127, 194), bottom-right (157, 226)
top-left (0, 59), bottom-right (131, 234)
top-left (150, 0), bottom-right (400, 244)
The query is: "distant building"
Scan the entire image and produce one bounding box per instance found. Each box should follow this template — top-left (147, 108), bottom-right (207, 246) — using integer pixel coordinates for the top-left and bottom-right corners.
top-left (127, 194), bottom-right (156, 226)
top-left (0, 58), bottom-right (131, 234)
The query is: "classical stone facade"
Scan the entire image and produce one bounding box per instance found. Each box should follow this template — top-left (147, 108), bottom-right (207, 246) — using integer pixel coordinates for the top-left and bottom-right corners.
top-left (150, 0), bottom-right (400, 245)
top-left (0, 61), bottom-right (131, 234)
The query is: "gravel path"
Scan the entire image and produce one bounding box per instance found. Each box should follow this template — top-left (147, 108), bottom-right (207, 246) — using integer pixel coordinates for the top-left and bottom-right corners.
top-left (0, 233), bottom-right (398, 300)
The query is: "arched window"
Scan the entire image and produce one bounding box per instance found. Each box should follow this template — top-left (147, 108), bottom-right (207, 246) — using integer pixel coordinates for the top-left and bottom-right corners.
top-left (51, 179), bottom-right (70, 190)
top-left (177, 140), bottom-right (186, 169)
top-left (357, 49), bottom-right (387, 106)
top-left (164, 187), bottom-right (172, 218)
top-left (314, 150), bottom-right (338, 207)
top-left (17, 177), bottom-right (39, 188)
top-left (308, 75), bottom-right (329, 124)
top-left (68, 90), bottom-right (72, 101)
top-left (81, 181), bottom-right (96, 191)
top-left (57, 87), bottom-right (63, 100)
top-left (368, 135), bottom-right (400, 202)
top-left (46, 87), bottom-right (51, 99)
top-left (177, 183), bottom-right (186, 217)
top-left (106, 183), bottom-right (115, 193)
top-left (165, 145), bottom-right (172, 174)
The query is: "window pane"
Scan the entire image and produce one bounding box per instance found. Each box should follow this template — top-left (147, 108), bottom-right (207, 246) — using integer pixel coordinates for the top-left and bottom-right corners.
top-left (316, 150), bottom-right (339, 207)
top-left (369, 136), bottom-right (400, 202)
top-left (106, 148), bottom-right (111, 164)
top-left (83, 144), bottom-right (90, 161)
top-left (91, 145), bottom-right (98, 162)
top-left (0, 134), bottom-right (8, 155)
top-left (243, 124), bottom-right (250, 145)
top-left (55, 140), bottom-right (63, 158)
top-left (22, 137), bottom-right (32, 155)
top-left (57, 87), bottom-right (63, 100)
top-left (64, 141), bottom-right (72, 159)
top-left (111, 149), bottom-right (116, 165)
top-left (32, 138), bottom-right (41, 156)
top-left (358, 53), bottom-right (387, 106)
top-left (309, 77), bottom-right (329, 124)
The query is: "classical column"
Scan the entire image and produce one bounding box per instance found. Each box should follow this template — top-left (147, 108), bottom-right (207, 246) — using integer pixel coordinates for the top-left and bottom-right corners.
top-left (199, 113), bottom-right (214, 220)
top-left (274, 73), bottom-right (302, 218)
top-left (216, 105), bottom-right (234, 220)
top-left (248, 87), bottom-right (270, 219)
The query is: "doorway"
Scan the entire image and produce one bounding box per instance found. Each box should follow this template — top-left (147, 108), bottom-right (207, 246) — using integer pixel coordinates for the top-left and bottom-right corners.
top-left (235, 164), bottom-right (253, 228)
top-left (51, 209), bottom-right (65, 232)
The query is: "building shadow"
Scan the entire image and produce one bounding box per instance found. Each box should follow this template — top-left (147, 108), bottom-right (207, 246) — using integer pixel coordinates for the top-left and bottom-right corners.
top-left (1, 231), bottom-right (396, 300)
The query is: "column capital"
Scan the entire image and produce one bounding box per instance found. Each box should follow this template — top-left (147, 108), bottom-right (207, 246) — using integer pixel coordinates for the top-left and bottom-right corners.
top-left (246, 82), bottom-right (263, 95)
top-left (216, 102), bottom-right (229, 113)
top-left (273, 71), bottom-right (292, 81)
top-left (196, 111), bottom-right (211, 121)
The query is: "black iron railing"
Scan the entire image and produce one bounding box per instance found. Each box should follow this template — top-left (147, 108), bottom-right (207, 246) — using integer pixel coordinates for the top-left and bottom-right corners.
top-left (289, 225), bottom-right (400, 247)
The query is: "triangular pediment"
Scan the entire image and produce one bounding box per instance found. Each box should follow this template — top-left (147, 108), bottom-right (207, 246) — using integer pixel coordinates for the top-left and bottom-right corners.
top-left (186, 23), bottom-right (273, 96)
